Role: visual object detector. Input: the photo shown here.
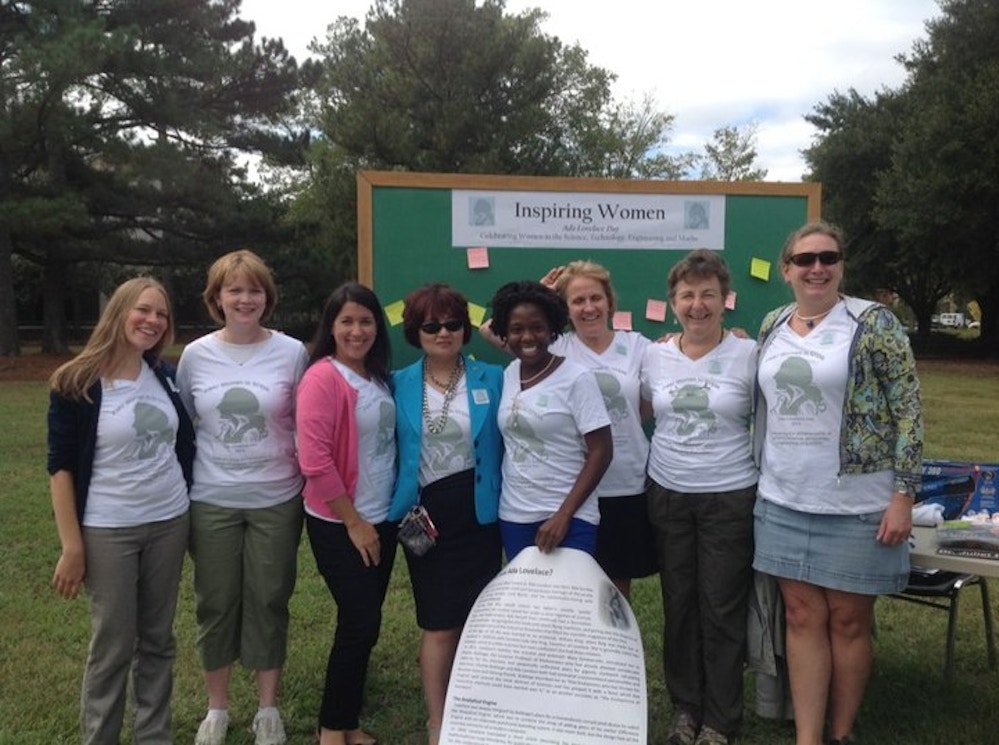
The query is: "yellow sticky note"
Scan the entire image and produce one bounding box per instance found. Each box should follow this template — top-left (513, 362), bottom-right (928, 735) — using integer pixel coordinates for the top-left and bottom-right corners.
top-left (467, 302), bottom-right (487, 328)
top-left (612, 311), bottom-right (633, 331)
top-left (645, 299), bottom-right (668, 323)
top-left (466, 246), bottom-right (490, 270)
top-left (384, 299), bottom-right (405, 327)
top-left (725, 291), bottom-right (737, 310)
top-left (750, 258), bottom-right (771, 281)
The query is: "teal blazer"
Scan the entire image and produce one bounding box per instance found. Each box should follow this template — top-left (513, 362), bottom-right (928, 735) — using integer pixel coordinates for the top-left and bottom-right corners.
top-left (389, 355), bottom-right (504, 524)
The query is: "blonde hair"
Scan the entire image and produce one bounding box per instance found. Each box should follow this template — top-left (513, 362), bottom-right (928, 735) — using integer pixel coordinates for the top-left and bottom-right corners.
top-left (50, 277), bottom-right (174, 401)
top-left (202, 249), bottom-right (278, 325)
top-left (554, 260), bottom-right (618, 316)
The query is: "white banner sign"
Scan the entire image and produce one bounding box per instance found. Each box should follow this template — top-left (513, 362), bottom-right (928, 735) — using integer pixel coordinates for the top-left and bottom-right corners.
top-left (452, 190), bottom-right (725, 250)
top-left (441, 547), bottom-right (647, 744)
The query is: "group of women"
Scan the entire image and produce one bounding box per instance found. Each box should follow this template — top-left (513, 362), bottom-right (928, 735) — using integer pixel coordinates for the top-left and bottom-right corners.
top-left (48, 220), bottom-right (922, 745)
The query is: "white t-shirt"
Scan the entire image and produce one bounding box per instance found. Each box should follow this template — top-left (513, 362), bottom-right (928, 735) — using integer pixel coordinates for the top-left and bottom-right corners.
top-left (642, 333), bottom-right (758, 492)
top-left (757, 304), bottom-right (893, 513)
top-left (331, 361), bottom-right (396, 523)
top-left (498, 358), bottom-right (611, 525)
top-left (86, 362), bottom-right (189, 527)
top-left (177, 331), bottom-right (308, 508)
top-left (551, 331), bottom-right (650, 497)
top-left (419, 376), bottom-right (475, 487)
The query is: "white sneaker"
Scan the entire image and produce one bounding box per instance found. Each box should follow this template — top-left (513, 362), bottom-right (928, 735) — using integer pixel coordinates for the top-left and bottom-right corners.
top-left (252, 708), bottom-right (287, 745)
top-left (195, 710), bottom-right (229, 745)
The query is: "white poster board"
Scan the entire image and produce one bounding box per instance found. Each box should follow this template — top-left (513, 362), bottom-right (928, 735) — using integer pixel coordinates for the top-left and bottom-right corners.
top-left (441, 547), bottom-right (647, 744)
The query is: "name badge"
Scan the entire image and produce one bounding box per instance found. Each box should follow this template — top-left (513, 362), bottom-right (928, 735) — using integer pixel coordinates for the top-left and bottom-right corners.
top-left (472, 388), bottom-right (490, 405)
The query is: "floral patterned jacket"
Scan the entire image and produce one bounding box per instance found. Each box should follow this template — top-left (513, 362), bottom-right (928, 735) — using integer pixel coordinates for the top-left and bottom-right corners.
top-left (754, 296), bottom-right (923, 494)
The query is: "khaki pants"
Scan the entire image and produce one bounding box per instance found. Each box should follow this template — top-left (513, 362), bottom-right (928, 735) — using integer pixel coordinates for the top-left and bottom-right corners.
top-left (81, 512), bottom-right (189, 745)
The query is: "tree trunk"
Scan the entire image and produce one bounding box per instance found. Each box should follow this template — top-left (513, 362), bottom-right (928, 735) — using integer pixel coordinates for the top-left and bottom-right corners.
top-left (0, 225), bottom-right (19, 357)
top-left (977, 285), bottom-right (999, 359)
top-left (41, 259), bottom-right (70, 354)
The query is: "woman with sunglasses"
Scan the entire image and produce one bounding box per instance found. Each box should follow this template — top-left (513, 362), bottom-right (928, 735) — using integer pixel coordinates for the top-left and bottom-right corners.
top-left (296, 282), bottom-right (398, 745)
top-left (388, 284), bottom-right (503, 745)
top-left (753, 221), bottom-right (923, 745)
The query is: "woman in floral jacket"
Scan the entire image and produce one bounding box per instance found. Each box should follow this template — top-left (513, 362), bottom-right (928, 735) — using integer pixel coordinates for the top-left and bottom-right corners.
top-left (752, 221), bottom-right (922, 745)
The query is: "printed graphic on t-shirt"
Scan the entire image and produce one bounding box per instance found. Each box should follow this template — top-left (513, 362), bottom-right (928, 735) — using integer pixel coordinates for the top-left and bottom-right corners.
top-left (770, 356), bottom-right (827, 416)
top-left (216, 387), bottom-right (268, 444)
top-left (668, 382), bottom-right (718, 440)
top-left (132, 402), bottom-right (174, 459)
top-left (375, 400), bottom-right (395, 456)
top-left (594, 370), bottom-right (629, 424)
top-left (425, 417), bottom-right (473, 473)
top-left (507, 402), bottom-right (546, 463)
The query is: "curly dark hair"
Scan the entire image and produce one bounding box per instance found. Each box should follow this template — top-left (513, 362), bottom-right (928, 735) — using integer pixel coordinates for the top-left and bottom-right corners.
top-left (489, 280), bottom-right (568, 341)
top-left (401, 283), bottom-right (472, 348)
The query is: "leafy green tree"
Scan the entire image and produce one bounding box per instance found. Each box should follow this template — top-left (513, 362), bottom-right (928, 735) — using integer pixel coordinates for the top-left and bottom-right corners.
top-left (582, 94), bottom-right (698, 180)
top-left (878, 0), bottom-right (999, 352)
top-left (803, 0), bottom-right (999, 354)
top-left (803, 89), bottom-right (951, 346)
top-left (700, 124), bottom-right (767, 181)
top-left (295, 0), bottom-right (693, 283)
top-left (310, 0), bottom-right (619, 175)
top-left (0, 0), bottom-right (314, 354)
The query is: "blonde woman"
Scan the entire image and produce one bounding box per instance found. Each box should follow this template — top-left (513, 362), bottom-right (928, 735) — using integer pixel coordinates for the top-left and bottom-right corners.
top-left (177, 250), bottom-right (309, 745)
top-left (48, 277), bottom-right (193, 744)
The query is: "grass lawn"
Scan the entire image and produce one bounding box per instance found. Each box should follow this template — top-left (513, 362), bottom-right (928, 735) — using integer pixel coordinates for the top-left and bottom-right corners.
top-left (1, 358), bottom-right (998, 743)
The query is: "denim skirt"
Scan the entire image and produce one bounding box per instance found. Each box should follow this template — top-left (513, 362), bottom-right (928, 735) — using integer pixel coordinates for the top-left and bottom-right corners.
top-left (753, 498), bottom-right (909, 595)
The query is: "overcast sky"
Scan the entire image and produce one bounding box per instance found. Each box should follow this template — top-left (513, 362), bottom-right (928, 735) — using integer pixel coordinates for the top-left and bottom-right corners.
top-left (238, 0), bottom-right (941, 182)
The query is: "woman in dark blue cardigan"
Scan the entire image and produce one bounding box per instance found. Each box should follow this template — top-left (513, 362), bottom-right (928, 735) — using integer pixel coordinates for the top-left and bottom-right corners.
top-left (47, 277), bottom-right (194, 744)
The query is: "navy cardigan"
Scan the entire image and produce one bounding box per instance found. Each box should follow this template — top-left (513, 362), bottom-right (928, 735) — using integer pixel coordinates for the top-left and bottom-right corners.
top-left (46, 353), bottom-right (195, 525)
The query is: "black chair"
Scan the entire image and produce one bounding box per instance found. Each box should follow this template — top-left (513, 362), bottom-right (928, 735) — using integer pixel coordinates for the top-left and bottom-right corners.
top-left (890, 567), bottom-right (997, 682)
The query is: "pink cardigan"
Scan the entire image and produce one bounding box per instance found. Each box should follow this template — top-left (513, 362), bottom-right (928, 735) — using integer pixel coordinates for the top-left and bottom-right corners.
top-left (295, 359), bottom-right (359, 521)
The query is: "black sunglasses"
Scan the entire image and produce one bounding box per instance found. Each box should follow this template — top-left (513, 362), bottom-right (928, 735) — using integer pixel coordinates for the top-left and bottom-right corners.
top-left (787, 251), bottom-right (843, 267)
top-left (420, 319), bottom-right (464, 334)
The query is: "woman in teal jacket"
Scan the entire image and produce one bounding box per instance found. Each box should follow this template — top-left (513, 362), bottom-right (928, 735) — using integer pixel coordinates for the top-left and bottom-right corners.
top-left (389, 283), bottom-right (503, 745)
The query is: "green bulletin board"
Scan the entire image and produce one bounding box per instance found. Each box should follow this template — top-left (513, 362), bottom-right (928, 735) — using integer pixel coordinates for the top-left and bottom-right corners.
top-left (357, 171), bottom-right (821, 367)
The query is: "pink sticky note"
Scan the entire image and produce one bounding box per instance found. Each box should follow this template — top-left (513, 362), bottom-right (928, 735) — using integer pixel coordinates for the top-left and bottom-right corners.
top-left (646, 299), bottom-right (667, 322)
top-left (466, 246), bottom-right (489, 269)
top-left (725, 291), bottom-right (737, 310)
top-left (612, 311), bottom-right (633, 331)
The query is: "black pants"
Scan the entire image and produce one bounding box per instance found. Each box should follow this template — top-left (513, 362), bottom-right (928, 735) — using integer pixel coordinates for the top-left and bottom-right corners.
top-left (647, 480), bottom-right (756, 736)
top-left (306, 516), bottom-right (398, 731)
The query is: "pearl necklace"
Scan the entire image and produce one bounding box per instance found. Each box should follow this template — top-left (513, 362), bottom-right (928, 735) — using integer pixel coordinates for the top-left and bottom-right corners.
top-left (793, 306), bottom-right (834, 329)
top-left (422, 356), bottom-right (464, 435)
top-left (520, 354), bottom-right (557, 388)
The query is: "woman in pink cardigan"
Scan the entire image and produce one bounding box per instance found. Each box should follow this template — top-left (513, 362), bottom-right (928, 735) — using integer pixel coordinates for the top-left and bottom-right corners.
top-left (296, 282), bottom-right (396, 745)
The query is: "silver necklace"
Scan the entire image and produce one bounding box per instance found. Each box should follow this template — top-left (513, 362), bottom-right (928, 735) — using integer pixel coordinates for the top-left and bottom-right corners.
top-left (423, 356), bottom-right (464, 435)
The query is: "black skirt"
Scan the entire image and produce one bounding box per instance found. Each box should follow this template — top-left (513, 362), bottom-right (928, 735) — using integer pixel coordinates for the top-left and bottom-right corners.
top-left (405, 469), bottom-right (502, 630)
